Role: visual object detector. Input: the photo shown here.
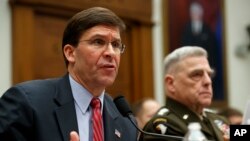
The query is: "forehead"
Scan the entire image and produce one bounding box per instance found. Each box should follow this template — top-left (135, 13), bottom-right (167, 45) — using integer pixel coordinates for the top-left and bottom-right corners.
top-left (80, 25), bottom-right (121, 39)
top-left (177, 56), bottom-right (211, 72)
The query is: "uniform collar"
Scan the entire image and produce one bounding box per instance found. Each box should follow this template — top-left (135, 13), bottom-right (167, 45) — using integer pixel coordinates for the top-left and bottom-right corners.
top-left (166, 98), bottom-right (202, 123)
top-left (69, 75), bottom-right (104, 114)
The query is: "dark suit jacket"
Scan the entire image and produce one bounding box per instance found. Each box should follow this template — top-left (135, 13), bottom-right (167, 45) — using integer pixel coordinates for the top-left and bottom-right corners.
top-left (181, 22), bottom-right (217, 68)
top-left (139, 98), bottom-right (229, 141)
top-left (0, 74), bottom-right (137, 141)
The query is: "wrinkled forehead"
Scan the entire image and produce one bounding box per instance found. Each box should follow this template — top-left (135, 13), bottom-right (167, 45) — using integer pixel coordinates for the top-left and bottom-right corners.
top-left (80, 25), bottom-right (121, 39)
top-left (176, 56), bottom-right (211, 71)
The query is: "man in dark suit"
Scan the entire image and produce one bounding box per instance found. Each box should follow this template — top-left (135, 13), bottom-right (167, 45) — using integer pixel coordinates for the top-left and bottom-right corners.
top-left (139, 46), bottom-right (229, 141)
top-left (0, 7), bottom-right (137, 141)
top-left (180, 2), bottom-right (222, 100)
top-left (181, 2), bottom-right (217, 66)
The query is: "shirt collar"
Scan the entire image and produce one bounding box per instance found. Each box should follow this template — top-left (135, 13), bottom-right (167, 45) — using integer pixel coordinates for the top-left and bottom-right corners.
top-left (69, 75), bottom-right (104, 114)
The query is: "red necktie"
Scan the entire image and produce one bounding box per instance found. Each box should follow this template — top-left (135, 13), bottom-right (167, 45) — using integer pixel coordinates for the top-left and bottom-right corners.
top-left (90, 98), bottom-right (104, 141)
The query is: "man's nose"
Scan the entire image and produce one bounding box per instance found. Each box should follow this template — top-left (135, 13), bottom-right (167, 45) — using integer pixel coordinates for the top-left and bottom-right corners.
top-left (203, 72), bottom-right (212, 85)
top-left (103, 43), bottom-right (116, 57)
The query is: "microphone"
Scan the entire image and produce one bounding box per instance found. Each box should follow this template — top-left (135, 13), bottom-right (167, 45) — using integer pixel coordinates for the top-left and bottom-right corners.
top-left (113, 95), bottom-right (184, 140)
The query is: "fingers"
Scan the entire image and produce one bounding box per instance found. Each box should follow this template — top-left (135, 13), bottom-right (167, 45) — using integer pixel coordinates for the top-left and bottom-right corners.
top-left (70, 131), bottom-right (79, 141)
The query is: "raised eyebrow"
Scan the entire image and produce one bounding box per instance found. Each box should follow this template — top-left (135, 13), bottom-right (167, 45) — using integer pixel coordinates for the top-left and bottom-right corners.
top-left (190, 68), bottom-right (213, 74)
top-left (208, 69), bottom-right (215, 76)
top-left (88, 34), bottom-right (106, 39)
top-left (190, 69), bottom-right (203, 74)
top-left (110, 37), bottom-right (121, 42)
top-left (89, 34), bottom-right (121, 41)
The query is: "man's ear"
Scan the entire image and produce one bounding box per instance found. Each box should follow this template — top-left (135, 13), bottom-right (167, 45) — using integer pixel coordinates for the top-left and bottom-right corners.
top-left (63, 44), bottom-right (75, 63)
top-left (164, 74), bottom-right (175, 93)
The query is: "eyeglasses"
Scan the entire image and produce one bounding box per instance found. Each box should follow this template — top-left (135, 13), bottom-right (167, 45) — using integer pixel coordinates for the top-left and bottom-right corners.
top-left (79, 38), bottom-right (125, 54)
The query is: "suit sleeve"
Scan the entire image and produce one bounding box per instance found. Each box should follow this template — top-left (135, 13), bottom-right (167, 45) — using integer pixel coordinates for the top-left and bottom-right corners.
top-left (0, 86), bottom-right (34, 141)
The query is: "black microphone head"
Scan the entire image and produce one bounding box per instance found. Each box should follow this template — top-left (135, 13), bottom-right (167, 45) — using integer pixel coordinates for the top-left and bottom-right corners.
top-left (113, 95), bottom-right (133, 117)
top-left (114, 96), bottom-right (184, 140)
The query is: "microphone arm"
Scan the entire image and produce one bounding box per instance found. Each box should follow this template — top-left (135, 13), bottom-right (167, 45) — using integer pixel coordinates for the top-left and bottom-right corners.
top-left (113, 95), bottom-right (183, 140)
top-left (127, 113), bottom-right (183, 140)
top-left (114, 95), bottom-right (215, 141)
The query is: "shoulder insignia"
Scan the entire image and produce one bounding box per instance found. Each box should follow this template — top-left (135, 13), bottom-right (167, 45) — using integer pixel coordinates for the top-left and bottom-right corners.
top-left (153, 118), bottom-right (167, 124)
top-left (157, 108), bottom-right (169, 116)
top-left (156, 124), bottom-right (167, 134)
top-left (153, 118), bottom-right (168, 134)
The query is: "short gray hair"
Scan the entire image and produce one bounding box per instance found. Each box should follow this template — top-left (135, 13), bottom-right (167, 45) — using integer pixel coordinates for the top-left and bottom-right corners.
top-left (163, 46), bottom-right (207, 74)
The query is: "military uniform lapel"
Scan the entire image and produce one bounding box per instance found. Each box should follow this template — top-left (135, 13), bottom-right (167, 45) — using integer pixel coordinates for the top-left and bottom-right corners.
top-left (205, 116), bottom-right (224, 141)
top-left (167, 99), bottom-right (215, 138)
top-left (200, 117), bottom-right (218, 139)
top-left (167, 99), bottom-right (201, 125)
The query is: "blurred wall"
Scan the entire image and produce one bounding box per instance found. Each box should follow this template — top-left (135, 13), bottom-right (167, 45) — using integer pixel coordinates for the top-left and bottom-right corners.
top-left (225, 0), bottom-right (250, 112)
top-left (1, 0), bottom-right (250, 113)
top-left (0, 0), bottom-right (11, 95)
top-left (152, 0), bottom-right (165, 106)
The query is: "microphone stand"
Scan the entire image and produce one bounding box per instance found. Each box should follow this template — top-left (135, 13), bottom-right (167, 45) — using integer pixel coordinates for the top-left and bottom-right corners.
top-left (127, 114), bottom-right (184, 140)
top-left (114, 95), bottom-right (215, 141)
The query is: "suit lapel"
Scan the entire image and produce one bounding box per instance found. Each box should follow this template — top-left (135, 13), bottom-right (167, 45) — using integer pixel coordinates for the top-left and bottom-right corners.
top-left (103, 95), bottom-right (122, 141)
top-left (55, 103), bottom-right (79, 141)
top-left (54, 74), bottom-right (79, 141)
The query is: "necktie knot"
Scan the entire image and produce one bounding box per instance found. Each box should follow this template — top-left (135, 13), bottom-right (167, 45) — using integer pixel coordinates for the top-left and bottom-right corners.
top-left (91, 98), bottom-right (101, 109)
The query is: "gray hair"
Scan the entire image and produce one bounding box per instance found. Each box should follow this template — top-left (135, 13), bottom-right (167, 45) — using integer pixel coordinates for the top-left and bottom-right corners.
top-left (163, 46), bottom-right (207, 74)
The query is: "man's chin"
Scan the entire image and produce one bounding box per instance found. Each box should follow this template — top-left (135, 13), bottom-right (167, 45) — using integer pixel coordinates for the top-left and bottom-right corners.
top-left (201, 100), bottom-right (212, 107)
top-left (199, 97), bottom-right (212, 105)
top-left (100, 78), bottom-right (116, 87)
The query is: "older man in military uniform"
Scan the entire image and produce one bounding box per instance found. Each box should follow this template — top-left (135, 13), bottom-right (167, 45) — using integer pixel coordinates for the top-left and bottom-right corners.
top-left (139, 46), bottom-right (229, 141)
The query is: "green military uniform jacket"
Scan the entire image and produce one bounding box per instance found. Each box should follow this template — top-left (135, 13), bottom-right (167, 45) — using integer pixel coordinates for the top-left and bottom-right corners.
top-left (139, 98), bottom-right (229, 141)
